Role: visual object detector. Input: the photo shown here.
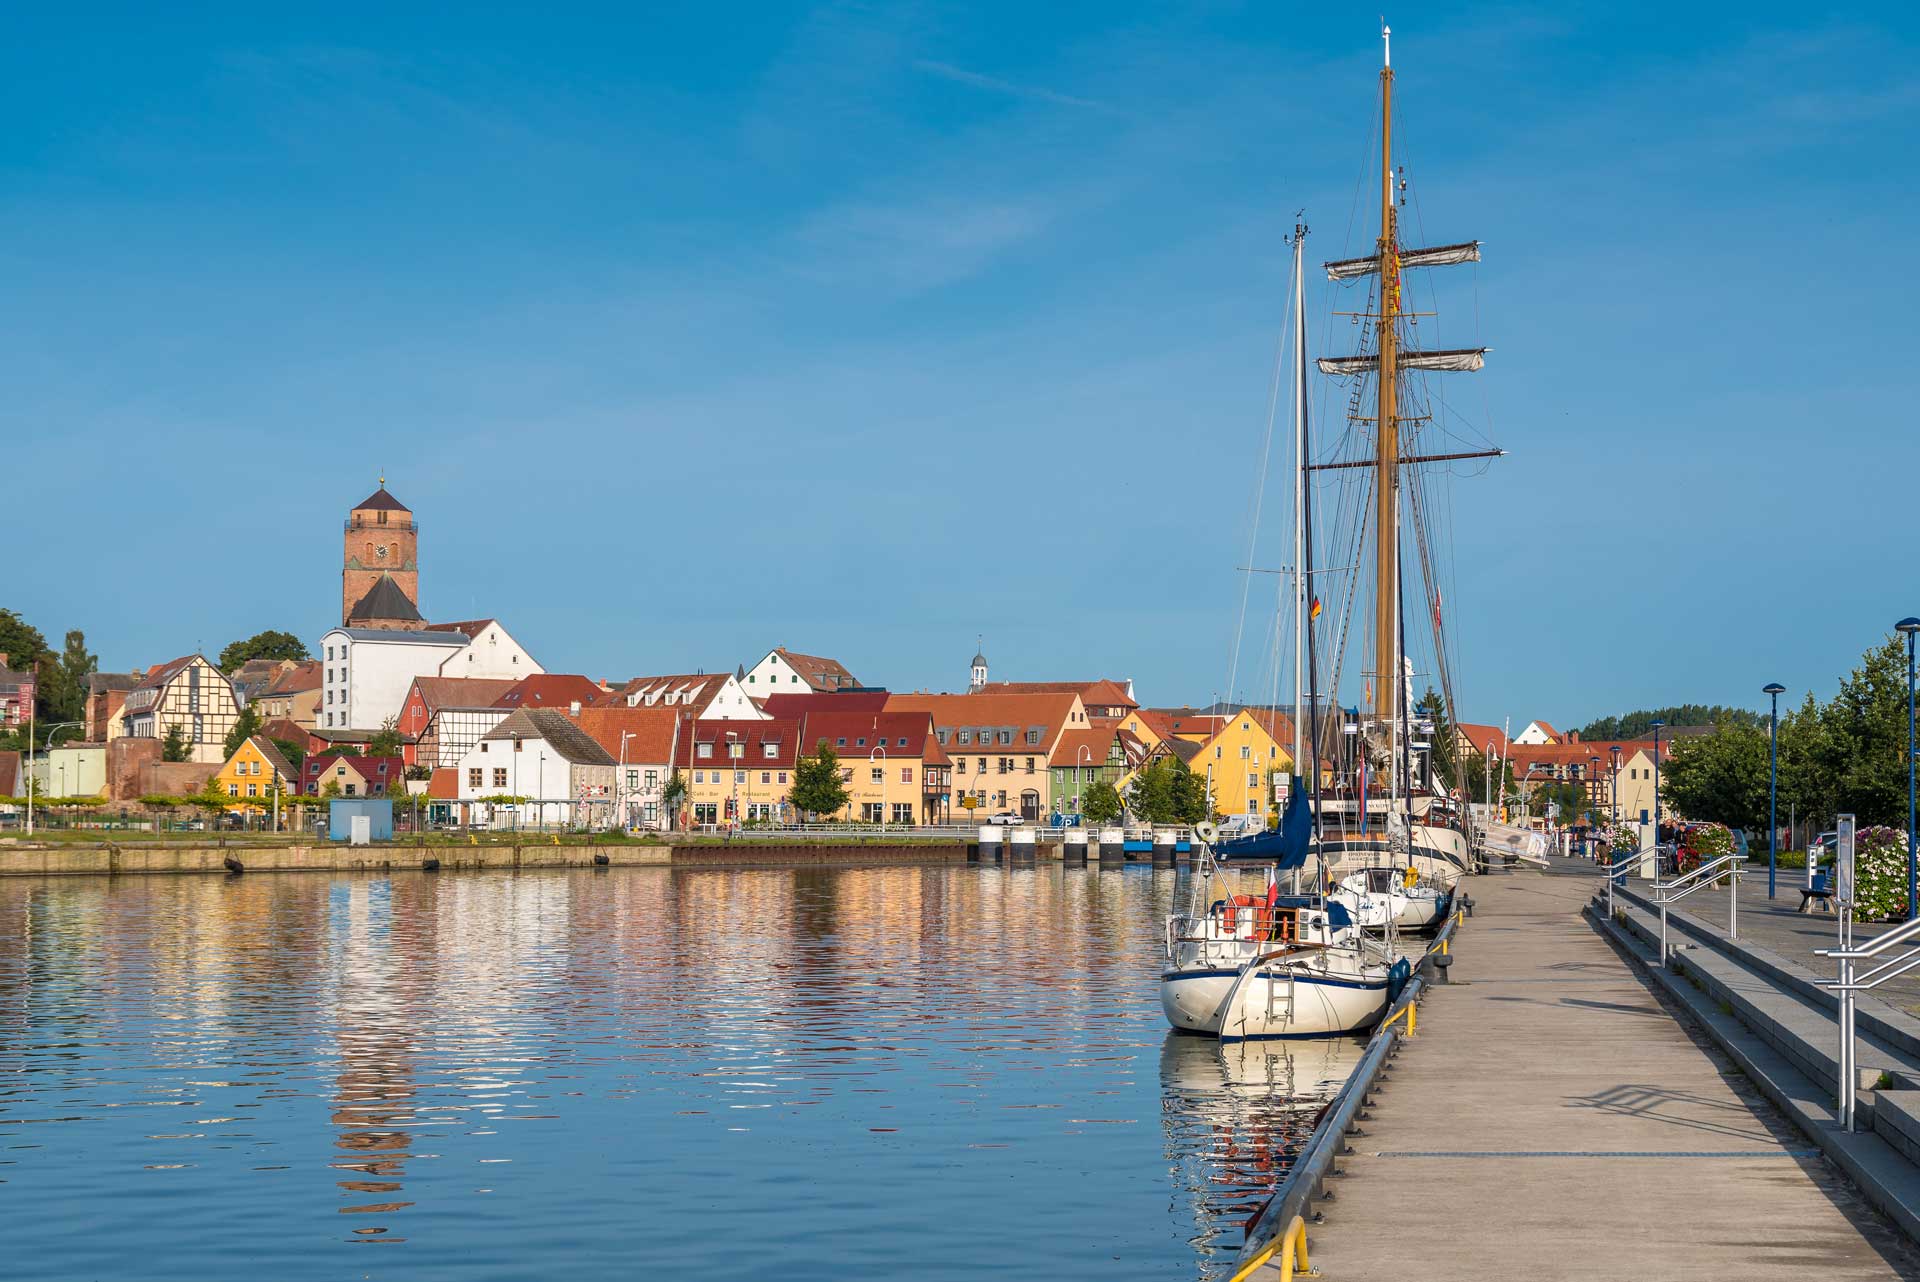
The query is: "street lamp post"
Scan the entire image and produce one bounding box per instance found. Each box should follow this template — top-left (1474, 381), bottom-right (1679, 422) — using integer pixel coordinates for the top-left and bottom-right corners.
top-left (1650, 720), bottom-right (1666, 871)
top-left (1609, 744), bottom-right (1621, 826)
top-left (1898, 619), bottom-right (1920, 920)
top-left (1763, 681), bottom-right (1786, 900)
top-left (1077, 746), bottom-right (1092, 818)
top-left (870, 744), bottom-right (888, 828)
top-left (618, 731), bottom-right (636, 831)
top-left (1484, 740), bottom-right (1496, 823)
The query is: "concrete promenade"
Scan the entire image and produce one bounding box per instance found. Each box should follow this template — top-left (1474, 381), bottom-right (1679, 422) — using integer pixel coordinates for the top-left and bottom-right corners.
top-left (1282, 869), bottom-right (1920, 1280)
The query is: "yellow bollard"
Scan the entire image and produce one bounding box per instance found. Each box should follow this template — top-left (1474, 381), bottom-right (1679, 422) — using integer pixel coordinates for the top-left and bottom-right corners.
top-left (1228, 1214), bottom-right (1314, 1282)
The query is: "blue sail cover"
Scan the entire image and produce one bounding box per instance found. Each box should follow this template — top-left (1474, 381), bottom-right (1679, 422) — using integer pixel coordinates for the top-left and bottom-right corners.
top-left (1213, 779), bottom-right (1312, 868)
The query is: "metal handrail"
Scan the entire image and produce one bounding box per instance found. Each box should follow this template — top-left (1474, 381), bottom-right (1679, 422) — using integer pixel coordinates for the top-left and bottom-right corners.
top-left (1654, 853), bottom-right (1743, 904)
top-left (1817, 912), bottom-right (1920, 962)
top-left (1651, 854), bottom-right (1742, 956)
top-left (1812, 910), bottom-right (1920, 1133)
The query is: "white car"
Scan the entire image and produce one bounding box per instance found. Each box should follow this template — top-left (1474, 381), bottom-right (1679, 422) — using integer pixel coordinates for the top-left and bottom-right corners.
top-left (989, 811), bottom-right (1025, 826)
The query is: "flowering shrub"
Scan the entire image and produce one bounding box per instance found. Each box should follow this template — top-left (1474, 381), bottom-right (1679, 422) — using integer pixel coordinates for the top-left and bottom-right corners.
top-left (1850, 826), bottom-right (1912, 921)
top-left (1674, 822), bottom-right (1733, 876)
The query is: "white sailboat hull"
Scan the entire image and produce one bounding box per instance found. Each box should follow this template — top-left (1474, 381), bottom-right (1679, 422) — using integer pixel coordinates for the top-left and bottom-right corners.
top-left (1160, 959), bottom-right (1391, 1039)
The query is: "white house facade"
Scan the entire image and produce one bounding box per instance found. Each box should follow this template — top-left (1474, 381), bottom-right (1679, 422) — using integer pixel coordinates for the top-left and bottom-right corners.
top-left (453, 708), bottom-right (616, 829)
top-left (742, 647), bottom-right (861, 695)
top-left (319, 618), bottom-right (543, 734)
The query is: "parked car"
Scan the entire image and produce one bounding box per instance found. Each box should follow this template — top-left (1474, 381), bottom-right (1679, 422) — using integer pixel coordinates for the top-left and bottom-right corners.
top-left (988, 811), bottom-right (1024, 826)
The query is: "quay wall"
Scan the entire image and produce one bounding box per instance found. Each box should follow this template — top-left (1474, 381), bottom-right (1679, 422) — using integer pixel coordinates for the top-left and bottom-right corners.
top-left (0, 840), bottom-right (977, 877)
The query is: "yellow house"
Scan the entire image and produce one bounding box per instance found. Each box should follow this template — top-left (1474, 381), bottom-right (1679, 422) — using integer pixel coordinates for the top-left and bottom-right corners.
top-left (675, 718), bottom-right (801, 825)
top-left (1112, 711), bottom-right (1165, 752)
top-left (212, 736), bottom-right (298, 813)
top-left (1191, 709), bottom-right (1296, 820)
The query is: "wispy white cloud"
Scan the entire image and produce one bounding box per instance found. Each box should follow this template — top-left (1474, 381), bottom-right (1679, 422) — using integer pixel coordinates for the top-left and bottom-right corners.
top-left (912, 58), bottom-right (1114, 113)
top-left (787, 193), bottom-right (1057, 293)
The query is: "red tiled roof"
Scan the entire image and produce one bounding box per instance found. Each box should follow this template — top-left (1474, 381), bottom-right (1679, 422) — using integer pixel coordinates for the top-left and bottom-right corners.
top-left (761, 690), bottom-right (890, 717)
top-left (409, 675), bottom-right (520, 712)
top-left (980, 679), bottom-right (1137, 710)
top-left (885, 691), bottom-right (1082, 755)
top-left (1455, 722), bottom-right (1506, 753)
top-left (674, 718), bottom-right (804, 770)
top-left (597, 672), bottom-right (733, 713)
top-left (424, 619), bottom-right (496, 639)
top-left (1050, 726), bottom-right (1123, 768)
top-left (427, 767), bottom-right (459, 800)
top-left (1507, 740), bottom-right (1664, 771)
top-left (494, 674), bottom-right (605, 711)
top-left (770, 648), bottom-right (860, 692)
top-left (572, 705), bottom-right (686, 764)
top-left (301, 753), bottom-right (404, 790)
top-left (796, 710), bottom-right (944, 765)
top-left (264, 660), bottom-right (323, 695)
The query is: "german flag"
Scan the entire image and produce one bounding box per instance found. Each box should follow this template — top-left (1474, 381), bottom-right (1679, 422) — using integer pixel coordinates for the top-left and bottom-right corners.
top-left (1309, 597), bottom-right (1323, 620)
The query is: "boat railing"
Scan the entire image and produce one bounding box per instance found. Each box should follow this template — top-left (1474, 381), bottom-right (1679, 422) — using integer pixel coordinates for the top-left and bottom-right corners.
top-left (1818, 915), bottom-right (1920, 1131)
top-left (1652, 854), bottom-right (1742, 956)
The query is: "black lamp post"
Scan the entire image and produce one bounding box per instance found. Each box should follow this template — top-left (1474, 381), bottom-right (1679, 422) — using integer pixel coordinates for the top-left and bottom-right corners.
top-left (1899, 618), bottom-right (1920, 920)
top-left (1763, 682), bottom-right (1785, 900)
top-left (1609, 743), bottom-right (1622, 826)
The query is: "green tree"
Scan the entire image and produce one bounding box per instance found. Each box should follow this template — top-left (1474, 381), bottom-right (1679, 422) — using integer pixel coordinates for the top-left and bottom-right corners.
top-left (223, 703), bottom-right (263, 758)
top-left (1661, 721), bottom-right (1769, 831)
top-left (1579, 704), bottom-right (1761, 741)
top-left (0, 609), bottom-right (51, 677)
top-left (1459, 750), bottom-right (1515, 808)
top-left (790, 740), bottom-right (850, 818)
top-left (366, 722), bottom-right (404, 758)
top-left (161, 724), bottom-right (189, 763)
top-left (218, 630), bottom-right (312, 674)
top-left (1127, 757), bottom-right (1213, 824)
top-left (38, 629), bottom-right (95, 726)
top-left (1082, 780), bottom-right (1123, 824)
top-left (661, 770), bottom-right (689, 828)
top-left (269, 737), bottom-right (306, 778)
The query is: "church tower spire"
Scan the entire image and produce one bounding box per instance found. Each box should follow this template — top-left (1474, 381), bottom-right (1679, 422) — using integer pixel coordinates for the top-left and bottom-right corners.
top-left (969, 637), bottom-right (988, 694)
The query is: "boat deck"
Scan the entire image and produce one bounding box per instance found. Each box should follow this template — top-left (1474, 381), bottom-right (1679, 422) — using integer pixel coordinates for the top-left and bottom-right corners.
top-left (1261, 869), bottom-right (1920, 1279)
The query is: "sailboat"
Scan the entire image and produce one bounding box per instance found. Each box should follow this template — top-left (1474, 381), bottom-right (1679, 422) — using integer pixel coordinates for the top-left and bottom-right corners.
top-left (1159, 219), bottom-right (1407, 1040)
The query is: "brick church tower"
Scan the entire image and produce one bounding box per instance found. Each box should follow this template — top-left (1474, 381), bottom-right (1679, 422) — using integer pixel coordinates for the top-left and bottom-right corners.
top-left (342, 483), bottom-right (424, 630)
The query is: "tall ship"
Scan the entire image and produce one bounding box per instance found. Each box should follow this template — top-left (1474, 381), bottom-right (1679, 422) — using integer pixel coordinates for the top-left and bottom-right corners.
top-left (1294, 22), bottom-right (1498, 884)
top-left (1160, 25), bottom-right (1498, 1040)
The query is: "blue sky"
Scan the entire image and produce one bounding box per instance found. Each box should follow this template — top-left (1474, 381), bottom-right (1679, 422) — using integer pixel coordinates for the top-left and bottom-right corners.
top-left (7, 2), bottom-right (1916, 728)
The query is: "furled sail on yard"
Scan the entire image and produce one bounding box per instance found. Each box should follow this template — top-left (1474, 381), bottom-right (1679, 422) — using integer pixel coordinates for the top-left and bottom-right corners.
top-left (1317, 348), bottom-right (1488, 375)
top-left (1323, 240), bottom-right (1481, 280)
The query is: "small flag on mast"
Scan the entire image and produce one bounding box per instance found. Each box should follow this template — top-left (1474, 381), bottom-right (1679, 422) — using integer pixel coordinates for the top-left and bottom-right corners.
top-left (1309, 597), bottom-right (1323, 620)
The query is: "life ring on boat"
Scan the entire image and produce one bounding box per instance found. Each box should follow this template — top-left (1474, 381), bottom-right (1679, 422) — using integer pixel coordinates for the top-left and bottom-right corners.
top-left (1223, 893), bottom-right (1274, 938)
top-left (1195, 821), bottom-right (1218, 844)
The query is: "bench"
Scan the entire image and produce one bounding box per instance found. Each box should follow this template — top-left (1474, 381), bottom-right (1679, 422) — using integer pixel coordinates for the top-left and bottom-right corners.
top-left (1799, 874), bottom-right (1834, 914)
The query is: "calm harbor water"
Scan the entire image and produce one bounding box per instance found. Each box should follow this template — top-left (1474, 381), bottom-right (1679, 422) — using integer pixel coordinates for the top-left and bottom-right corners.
top-left (0, 865), bottom-right (1359, 1280)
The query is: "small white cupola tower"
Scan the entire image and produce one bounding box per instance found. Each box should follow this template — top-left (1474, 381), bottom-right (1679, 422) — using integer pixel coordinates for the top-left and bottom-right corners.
top-left (969, 639), bottom-right (988, 694)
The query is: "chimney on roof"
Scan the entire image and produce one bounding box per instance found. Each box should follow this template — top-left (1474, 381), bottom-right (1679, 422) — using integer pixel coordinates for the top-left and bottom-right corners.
top-left (1567, 730), bottom-right (1581, 744)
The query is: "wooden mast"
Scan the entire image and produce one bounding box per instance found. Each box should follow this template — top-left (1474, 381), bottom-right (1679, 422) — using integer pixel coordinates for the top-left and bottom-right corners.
top-left (1371, 24), bottom-right (1399, 729)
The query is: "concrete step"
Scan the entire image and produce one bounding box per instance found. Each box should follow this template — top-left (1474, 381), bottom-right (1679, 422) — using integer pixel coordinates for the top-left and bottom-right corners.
top-left (1602, 896), bottom-right (1920, 1095)
top-left (1606, 881), bottom-right (1920, 1063)
top-left (1877, 1092), bottom-right (1920, 1169)
top-left (1585, 901), bottom-right (1920, 1244)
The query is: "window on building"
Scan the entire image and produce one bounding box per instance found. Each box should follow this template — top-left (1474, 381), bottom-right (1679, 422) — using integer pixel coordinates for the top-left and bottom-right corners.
top-left (870, 767), bottom-right (883, 783)
top-left (492, 768), bottom-right (507, 787)
top-left (469, 768), bottom-right (482, 787)
top-left (697, 742), bottom-right (713, 759)
top-left (900, 766), bottom-right (912, 783)
top-left (247, 783), bottom-right (258, 797)
top-left (644, 769), bottom-right (658, 787)
top-left (1247, 773), bottom-right (1258, 788)
top-left (956, 758), bottom-right (967, 774)
top-left (734, 770), bottom-right (745, 784)
top-left (956, 730), bottom-right (970, 745)
top-left (897, 737), bottom-right (908, 748)
top-left (777, 771), bottom-right (788, 784)
top-left (1240, 745), bottom-right (1250, 759)
top-left (836, 737), bottom-right (847, 748)
top-left (344, 784), bottom-right (357, 796)
top-left (763, 743), bottom-right (777, 759)
top-left (227, 784), bottom-right (239, 797)
top-left (626, 770), bottom-right (640, 789)
top-left (892, 803), bottom-right (912, 824)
